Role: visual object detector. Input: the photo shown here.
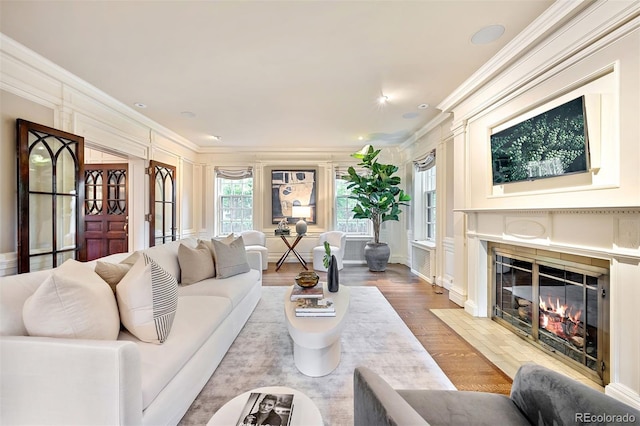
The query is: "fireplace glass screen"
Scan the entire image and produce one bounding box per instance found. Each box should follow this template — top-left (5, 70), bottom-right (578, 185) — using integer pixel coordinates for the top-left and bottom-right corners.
top-left (493, 252), bottom-right (608, 382)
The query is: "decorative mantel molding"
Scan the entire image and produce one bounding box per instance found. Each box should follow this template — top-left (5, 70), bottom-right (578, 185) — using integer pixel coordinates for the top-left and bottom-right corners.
top-left (456, 207), bottom-right (640, 215)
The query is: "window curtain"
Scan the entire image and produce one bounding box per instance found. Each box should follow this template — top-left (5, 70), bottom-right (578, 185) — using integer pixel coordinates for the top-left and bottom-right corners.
top-left (413, 149), bottom-right (436, 171)
top-left (214, 166), bottom-right (253, 180)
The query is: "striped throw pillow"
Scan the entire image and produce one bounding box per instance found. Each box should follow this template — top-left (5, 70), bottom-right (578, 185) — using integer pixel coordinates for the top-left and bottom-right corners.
top-left (116, 253), bottom-right (178, 344)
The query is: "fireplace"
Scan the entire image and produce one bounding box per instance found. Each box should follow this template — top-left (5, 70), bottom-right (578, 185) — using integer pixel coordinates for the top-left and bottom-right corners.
top-left (492, 247), bottom-right (609, 385)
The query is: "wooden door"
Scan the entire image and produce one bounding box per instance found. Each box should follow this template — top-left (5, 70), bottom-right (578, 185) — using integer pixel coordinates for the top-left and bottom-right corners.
top-left (84, 164), bottom-right (128, 261)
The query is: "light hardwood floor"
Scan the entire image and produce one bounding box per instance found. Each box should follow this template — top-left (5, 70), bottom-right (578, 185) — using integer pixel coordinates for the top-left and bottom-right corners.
top-left (263, 261), bottom-right (513, 395)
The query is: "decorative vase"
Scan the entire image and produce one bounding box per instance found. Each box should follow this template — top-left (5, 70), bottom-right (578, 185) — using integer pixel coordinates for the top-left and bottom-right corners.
top-left (364, 242), bottom-right (390, 272)
top-left (327, 254), bottom-right (339, 292)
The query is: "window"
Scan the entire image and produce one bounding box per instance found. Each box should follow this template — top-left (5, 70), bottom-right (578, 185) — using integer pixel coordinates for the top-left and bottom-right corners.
top-left (216, 169), bottom-right (253, 235)
top-left (335, 178), bottom-right (371, 235)
top-left (421, 166), bottom-right (436, 241)
top-left (414, 150), bottom-right (436, 242)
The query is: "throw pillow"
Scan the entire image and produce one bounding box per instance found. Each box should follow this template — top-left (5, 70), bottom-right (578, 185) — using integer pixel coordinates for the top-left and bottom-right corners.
top-left (116, 253), bottom-right (178, 344)
top-left (22, 259), bottom-right (120, 340)
top-left (211, 235), bottom-right (250, 279)
top-left (95, 261), bottom-right (132, 292)
top-left (121, 251), bottom-right (141, 266)
top-left (178, 241), bottom-right (215, 285)
top-left (198, 239), bottom-right (217, 277)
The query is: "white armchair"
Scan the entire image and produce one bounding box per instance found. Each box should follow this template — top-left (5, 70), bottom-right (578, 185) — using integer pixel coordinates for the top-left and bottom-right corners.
top-left (312, 231), bottom-right (347, 272)
top-left (239, 230), bottom-right (268, 270)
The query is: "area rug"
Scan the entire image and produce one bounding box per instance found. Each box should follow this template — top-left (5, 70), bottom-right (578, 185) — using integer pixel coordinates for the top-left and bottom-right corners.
top-left (179, 286), bottom-right (455, 425)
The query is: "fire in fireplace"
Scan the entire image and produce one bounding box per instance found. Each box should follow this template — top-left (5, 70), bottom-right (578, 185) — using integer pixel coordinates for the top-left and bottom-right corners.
top-left (492, 250), bottom-right (609, 384)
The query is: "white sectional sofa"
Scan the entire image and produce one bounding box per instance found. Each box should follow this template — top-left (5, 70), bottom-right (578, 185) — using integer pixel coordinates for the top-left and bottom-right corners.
top-left (0, 238), bottom-right (262, 425)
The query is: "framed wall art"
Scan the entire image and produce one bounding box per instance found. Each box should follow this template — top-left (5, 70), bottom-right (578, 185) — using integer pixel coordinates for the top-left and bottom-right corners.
top-left (490, 96), bottom-right (590, 185)
top-left (271, 169), bottom-right (316, 224)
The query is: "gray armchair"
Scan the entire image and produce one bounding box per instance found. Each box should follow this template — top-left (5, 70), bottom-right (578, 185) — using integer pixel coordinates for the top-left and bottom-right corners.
top-left (354, 363), bottom-right (640, 425)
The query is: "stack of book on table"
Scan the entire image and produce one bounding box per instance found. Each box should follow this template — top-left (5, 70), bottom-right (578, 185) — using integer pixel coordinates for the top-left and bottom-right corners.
top-left (290, 284), bottom-right (324, 301)
top-left (294, 297), bottom-right (335, 317)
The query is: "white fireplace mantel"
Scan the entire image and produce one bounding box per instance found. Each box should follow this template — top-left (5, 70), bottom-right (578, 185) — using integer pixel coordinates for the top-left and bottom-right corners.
top-left (460, 207), bottom-right (640, 408)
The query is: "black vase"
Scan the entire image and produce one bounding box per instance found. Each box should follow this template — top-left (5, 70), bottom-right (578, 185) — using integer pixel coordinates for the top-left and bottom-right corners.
top-left (327, 254), bottom-right (339, 292)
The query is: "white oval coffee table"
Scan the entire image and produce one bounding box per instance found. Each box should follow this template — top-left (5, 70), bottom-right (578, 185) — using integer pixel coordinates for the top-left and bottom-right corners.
top-left (284, 282), bottom-right (350, 377)
top-left (207, 386), bottom-right (322, 425)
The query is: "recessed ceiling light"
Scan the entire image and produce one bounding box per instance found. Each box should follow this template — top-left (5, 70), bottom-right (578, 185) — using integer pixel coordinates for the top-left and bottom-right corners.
top-left (378, 95), bottom-right (389, 105)
top-left (418, 103), bottom-right (429, 109)
top-left (181, 111), bottom-right (196, 118)
top-left (471, 24), bottom-right (505, 45)
top-left (358, 136), bottom-right (364, 141)
top-left (134, 102), bottom-right (147, 108)
top-left (211, 135), bottom-right (222, 141)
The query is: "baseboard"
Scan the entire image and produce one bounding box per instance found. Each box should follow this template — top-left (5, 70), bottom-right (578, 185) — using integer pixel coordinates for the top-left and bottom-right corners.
top-left (464, 299), bottom-right (479, 316)
top-left (0, 252), bottom-right (17, 277)
top-left (448, 285), bottom-right (466, 308)
top-left (605, 383), bottom-right (640, 410)
top-left (410, 268), bottom-right (433, 284)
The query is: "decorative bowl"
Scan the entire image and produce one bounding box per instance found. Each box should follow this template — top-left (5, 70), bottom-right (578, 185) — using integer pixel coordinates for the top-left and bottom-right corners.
top-left (295, 271), bottom-right (320, 288)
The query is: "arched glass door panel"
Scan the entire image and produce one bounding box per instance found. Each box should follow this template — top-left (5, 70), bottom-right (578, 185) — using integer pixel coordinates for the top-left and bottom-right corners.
top-left (17, 119), bottom-right (85, 273)
top-left (149, 160), bottom-right (176, 247)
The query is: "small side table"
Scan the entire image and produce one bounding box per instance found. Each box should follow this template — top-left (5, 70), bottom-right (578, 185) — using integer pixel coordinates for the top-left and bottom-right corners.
top-left (275, 234), bottom-right (308, 271)
top-left (207, 386), bottom-right (323, 426)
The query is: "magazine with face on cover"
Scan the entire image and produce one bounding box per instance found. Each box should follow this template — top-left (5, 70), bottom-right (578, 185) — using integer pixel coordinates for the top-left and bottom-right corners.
top-left (236, 392), bottom-right (294, 426)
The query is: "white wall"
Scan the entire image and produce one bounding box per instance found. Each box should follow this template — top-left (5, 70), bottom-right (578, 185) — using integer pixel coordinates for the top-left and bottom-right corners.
top-left (0, 90), bottom-right (55, 274)
top-left (436, 1), bottom-right (640, 407)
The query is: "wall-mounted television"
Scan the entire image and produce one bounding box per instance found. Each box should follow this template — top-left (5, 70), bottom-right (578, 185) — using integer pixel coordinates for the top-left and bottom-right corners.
top-left (490, 96), bottom-right (590, 185)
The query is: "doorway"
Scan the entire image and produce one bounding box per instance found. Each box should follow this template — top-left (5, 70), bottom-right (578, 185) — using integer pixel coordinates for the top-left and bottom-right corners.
top-left (83, 164), bottom-right (129, 261)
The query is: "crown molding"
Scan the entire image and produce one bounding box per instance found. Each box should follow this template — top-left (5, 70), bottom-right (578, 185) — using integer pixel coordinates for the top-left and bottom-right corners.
top-left (437, 1), bottom-right (594, 114)
top-left (0, 33), bottom-right (200, 153)
top-left (456, 207), bottom-right (640, 215)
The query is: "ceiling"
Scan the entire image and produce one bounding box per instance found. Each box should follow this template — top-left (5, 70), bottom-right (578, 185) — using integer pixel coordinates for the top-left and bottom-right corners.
top-left (0, 1), bottom-right (554, 151)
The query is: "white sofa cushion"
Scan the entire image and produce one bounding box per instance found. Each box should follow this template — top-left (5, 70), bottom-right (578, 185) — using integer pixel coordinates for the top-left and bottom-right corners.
top-left (178, 241), bottom-right (215, 285)
top-left (118, 295), bottom-right (232, 409)
top-left (177, 269), bottom-right (261, 308)
top-left (116, 253), bottom-right (179, 344)
top-left (22, 259), bottom-right (120, 340)
top-left (0, 269), bottom-right (51, 336)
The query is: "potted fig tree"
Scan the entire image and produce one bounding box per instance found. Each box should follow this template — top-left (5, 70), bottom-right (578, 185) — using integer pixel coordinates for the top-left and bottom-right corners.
top-left (343, 145), bottom-right (411, 271)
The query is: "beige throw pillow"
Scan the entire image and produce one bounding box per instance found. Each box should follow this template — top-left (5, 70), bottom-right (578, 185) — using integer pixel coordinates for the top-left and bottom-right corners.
top-left (211, 235), bottom-right (250, 279)
top-left (116, 253), bottom-right (178, 344)
top-left (178, 241), bottom-right (215, 285)
top-left (95, 261), bottom-right (132, 292)
top-left (121, 251), bottom-right (141, 266)
top-left (23, 259), bottom-right (120, 340)
top-left (198, 239), bottom-right (217, 277)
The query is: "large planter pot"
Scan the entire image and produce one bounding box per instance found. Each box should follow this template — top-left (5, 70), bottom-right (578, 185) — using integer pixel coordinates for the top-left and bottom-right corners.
top-left (364, 242), bottom-right (390, 272)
